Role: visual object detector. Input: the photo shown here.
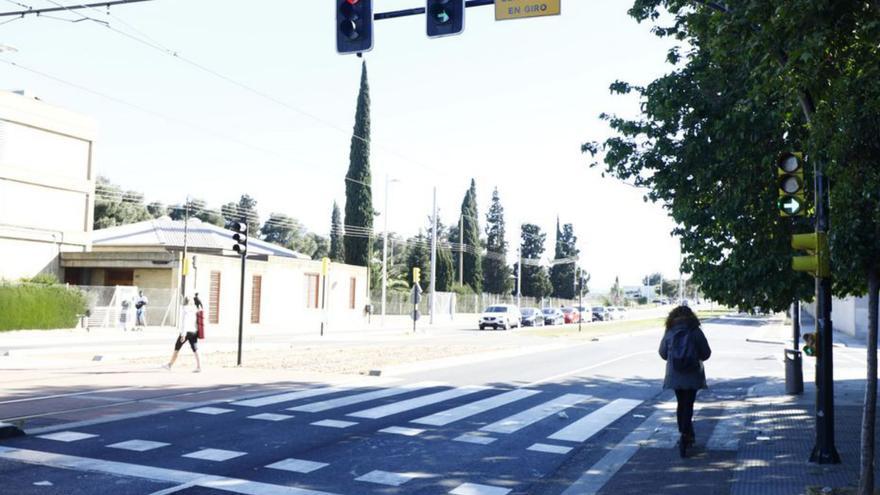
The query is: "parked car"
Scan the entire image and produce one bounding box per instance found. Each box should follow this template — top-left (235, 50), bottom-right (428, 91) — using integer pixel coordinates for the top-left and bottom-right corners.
top-left (478, 304), bottom-right (521, 330)
top-left (542, 307), bottom-right (565, 326)
top-left (606, 306), bottom-right (619, 320)
top-left (561, 307), bottom-right (580, 324)
top-left (520, 307), bottom-right (544, 327)
top-left (592, 306), bottom-right (609, 321)
top-left (615, 307), bottom-right (628, 319)
top-left (574, 305), bottom-right (591, 323)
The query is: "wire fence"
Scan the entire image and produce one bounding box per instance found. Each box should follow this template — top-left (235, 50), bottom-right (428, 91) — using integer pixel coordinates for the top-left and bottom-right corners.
top-left (370, 290), bottom-right (604, 316)
top-left (77, 285), bottom-right (179, 329)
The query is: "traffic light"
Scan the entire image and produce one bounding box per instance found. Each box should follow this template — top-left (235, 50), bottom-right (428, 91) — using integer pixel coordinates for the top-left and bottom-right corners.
top-left (803, 332), bottom-right (819, 357)
top-left (427, 0), bottom-right (465, 38)
top-left (792, 232), bottom-right (830, 278)
top-left (412, 266), bottom-right (421, 283)
top-left (777, 152), bottom-right (806, 217)
top-left (231, 221), bottom-right (248, 256)
top-left (336, 0), bottom-right (373, 54)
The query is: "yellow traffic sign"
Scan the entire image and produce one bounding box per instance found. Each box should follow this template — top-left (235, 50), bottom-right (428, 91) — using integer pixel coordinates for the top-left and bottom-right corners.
top-left (495, 0), bottom-right (560, 21)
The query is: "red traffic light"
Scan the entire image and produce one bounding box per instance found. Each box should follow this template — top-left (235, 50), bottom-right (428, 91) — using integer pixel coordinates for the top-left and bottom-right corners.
top-left (346, 0), bottom-right (359, 4)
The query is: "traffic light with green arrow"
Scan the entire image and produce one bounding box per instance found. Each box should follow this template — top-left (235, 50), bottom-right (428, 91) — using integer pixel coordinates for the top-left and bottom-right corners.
top-left (776, 152), bottom-right (806, 217)
top-left (427, 0), bottom-right (464, 38)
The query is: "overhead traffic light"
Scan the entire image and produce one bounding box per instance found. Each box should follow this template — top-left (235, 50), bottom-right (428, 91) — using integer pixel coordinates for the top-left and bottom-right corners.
top-left (803, 332), bottom-right (818, 357)
top-left (792, 232), bottom-right (830, 278)
top-left (426, 0), bottom-right (465, 38)
top-left (336, 0), bottom-right (373, 54)
top-left (412, 266), bottom-right (421, 284)
top-left (777, 152), bottom-right (806, 217)
top-left (231, 221), bottom-right (248, 256)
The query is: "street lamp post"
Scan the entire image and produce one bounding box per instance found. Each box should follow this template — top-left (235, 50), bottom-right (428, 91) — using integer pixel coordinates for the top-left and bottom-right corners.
top-left (381, 175), bottom-right (398, 327)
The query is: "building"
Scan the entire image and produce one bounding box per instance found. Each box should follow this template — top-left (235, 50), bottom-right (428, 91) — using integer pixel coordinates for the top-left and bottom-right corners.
top-left (62, 218), bottom-right (369, 335)
top-left (0, 90), bottom-right (96, 281)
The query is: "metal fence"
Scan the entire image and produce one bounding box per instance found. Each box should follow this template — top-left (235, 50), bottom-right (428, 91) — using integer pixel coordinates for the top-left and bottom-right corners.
top-left (370, 290), bottom-right (603, 316)
top-left (77, 285), bottom-right (179, 329)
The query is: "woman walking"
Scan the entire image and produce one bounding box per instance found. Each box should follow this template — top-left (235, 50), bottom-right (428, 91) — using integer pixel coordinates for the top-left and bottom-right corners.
top-left (163, 296), bottom-right (201, 372)
top-left (659, 305), bottom-right (711, 457)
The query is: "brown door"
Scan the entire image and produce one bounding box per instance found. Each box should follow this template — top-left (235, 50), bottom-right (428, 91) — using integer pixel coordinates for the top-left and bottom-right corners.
top-left (106, 269), bottom-right (134, 286)
top-left (209, 271), bottom-right (221, 324)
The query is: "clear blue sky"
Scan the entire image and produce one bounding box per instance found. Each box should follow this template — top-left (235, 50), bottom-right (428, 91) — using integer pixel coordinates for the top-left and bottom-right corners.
top-left (1, 0), bottom-right (682, 292)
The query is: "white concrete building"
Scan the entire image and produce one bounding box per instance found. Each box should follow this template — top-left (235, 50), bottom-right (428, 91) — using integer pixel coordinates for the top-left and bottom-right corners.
top-left (0, 90), bottom-right (96, 281)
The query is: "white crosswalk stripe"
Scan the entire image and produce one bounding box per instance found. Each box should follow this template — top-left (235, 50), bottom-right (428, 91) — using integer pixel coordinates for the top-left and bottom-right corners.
top-left (231, 386), bottom-right (345, 408)
top-left (480, 393), bottom-right (590, 434)
top-left (347, 386), bottom-right (490, 420)
top-left (548, 398), bottom-right (642, 443)
top-left (411, 389), bottom-right (540, 426)
top-left (288, 381), bottom-right (445, 413)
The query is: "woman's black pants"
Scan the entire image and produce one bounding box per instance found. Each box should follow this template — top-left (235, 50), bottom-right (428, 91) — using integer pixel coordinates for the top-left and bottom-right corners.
top-left (674, 389), bottom-right (697, 435)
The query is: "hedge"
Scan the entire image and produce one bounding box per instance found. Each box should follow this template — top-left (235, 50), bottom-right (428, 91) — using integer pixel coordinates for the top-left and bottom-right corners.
top-left (0, 283), bottom-right (88, 331)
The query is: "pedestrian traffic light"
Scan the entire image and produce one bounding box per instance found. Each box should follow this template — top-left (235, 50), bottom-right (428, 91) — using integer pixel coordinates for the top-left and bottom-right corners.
top-left (231, 221), bottom-right (248, 256)
top-left (792, 232), bottom-right (830, 278)
top-left (336, 0), bottom-right (373, 54)
top-left (426, 0), bottom-right (465, 38)
top-left (777, 152), bottom-right (806, 217)
top-left (803, 332), bottom-right (819, 357)
top-left (412, 267), bottom-right (421, 283)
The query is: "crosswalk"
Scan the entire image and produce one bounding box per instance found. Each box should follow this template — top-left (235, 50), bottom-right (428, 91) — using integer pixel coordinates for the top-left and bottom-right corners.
top-left (2, 381), bottom-right (751, 495)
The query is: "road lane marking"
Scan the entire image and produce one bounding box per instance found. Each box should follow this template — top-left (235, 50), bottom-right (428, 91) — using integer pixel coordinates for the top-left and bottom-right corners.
top-left (0, 387), bottom-right (136, 405)
top-left (36, 431), bottom-right (97, 442)
top-left (231, 386), bottom-right (345, 408)
top-left (348, 386), bottom-right (490, 420)
top-left (182, 448), bottom-right (246, 462)
top-left (288, 381), bottom-right (445, 413)
top-left (561, 411), bottom-right (666, 495)
top-left (454, 433), bottom-right (497, 445)
top-left (187, 407), bottom-right (234, 415)
top-left (310, 419), bottom-right (357, 428)
top-left (548, 398), bottom-right (642, 443)
top-left (411, 389), bottom-right (540, 426)
top-left (479, 394), bottom-right (590, 434)
top-left (450, 482), bottom-right (512, 495)
top-left (355, 469), bottom-right (426, 486)
top-left (0, 446), bottom-right (338, 495)
top-left (107, 440), bottom-right (170, 452)
top-left (524, 351), bottom-right (655, 387)
top-left (527, 443), bottom-right (572, 454)
top-left (265, 458), bottom-right (329, 474)
top-left (379, 426), bottom-right (424, 436)
top-left (247, 413), bottom-right (293, 421)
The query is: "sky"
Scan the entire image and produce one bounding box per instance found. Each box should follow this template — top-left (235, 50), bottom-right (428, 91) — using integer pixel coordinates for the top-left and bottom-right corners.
top-left (0, 0), bottom-right (684, 292)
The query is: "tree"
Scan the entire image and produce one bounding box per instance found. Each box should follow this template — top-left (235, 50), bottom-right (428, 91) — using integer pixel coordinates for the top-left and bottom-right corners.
top-left (609, 276), bottom-right (622, 305)
top-left (147, 201), bottom-right (165, 219)
top-left (550, 218), bottom-right (579, 299)
top-left (405, 231), bottom-right (430, 289)
top-left (329, 201), bottom-right (345, 262)
top-left (483, 188), bottom-right (513, 295)
top-left (458, 179), bottom-right (482, 293)
top-left (425, 216), bottom-right (454, 292)
top-left (93, 176), bottom-right (151, 229)
top-left (309, 233), bottom-right (330, 260)
top-left (343, 61), bottom-right (373, 268)
top-left (642, 273), bottom-right (662, 287)
top-left (222, 195), bottom-right (259, 232)
top-left (519, 223), bottom-right (553, 299)
top-left (168, 199), bottom-right (224, 227)
top-left (261, 213), bottom-right (299, 247)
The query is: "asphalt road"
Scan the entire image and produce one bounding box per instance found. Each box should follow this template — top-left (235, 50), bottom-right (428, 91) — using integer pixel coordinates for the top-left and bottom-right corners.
top-left (0, 315), bottom-right (789, 495)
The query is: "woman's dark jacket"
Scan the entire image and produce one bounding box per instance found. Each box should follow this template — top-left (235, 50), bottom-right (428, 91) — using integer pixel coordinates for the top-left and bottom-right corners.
top-left (659, 323), bottom-right (712, 390)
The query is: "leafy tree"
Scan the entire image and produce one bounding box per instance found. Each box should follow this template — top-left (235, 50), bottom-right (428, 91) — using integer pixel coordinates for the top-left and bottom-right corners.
top-left (609, 276), bottom-right (622, 305)
top-left (261, 213), bottom-right (299, 246)
top-left (93, 176), bottom-right (151, 229)
top-left (458, 179), bottom-right (482, 293)
top-left (519, 223), bottom-right (552, 299)
top-left (642, 273), bottom-right (662, 287)
top-left (549, 218), bottom-right (579, 299)
top-left (309, 233), bottom-right (330, 260)
top-left (222, 195), bottom-right (259, 233)
top-left (168, 199), bottom-right (224, 227)
top-left (343, 61), bottom-right (374, 267)
top-left (329, 201), bottom-right (345, 262)
top-left (147, 201), bottom-right (165, 218)
top-left (405, 231), bottom-right (430, 289)
top-left (483, 188), bottom-right (513, 295)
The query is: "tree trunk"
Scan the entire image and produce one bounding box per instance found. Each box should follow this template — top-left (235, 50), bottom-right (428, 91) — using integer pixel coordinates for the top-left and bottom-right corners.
top-left (859, 268), bottom-right (880, 495)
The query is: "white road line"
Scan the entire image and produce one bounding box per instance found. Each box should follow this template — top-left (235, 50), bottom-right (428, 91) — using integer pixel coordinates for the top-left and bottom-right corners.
top-left (379, 426), bottom-right (424, 436)
top-left (479, 394), bottom-right (590, 434)
top-left (450, 482), bottom-right (512, 495)
top-left (527, 443), bottom-right (572, 455)
top-left (411, 389), bottom-right (540, 427)
top-left (454, 433), bottom-right (497, 445)
top-left (247, 413), bottom-right (293, 422)
top-left (36, 431), bottom-right (97, 442)
top-left (355, 469), bottom-right (424, 486)
top-left (0, 446), bottom-right (338, 495)
top-left (310, 419), bottom-right (358, 429)
top-left (0, 387), bottom-right (136, 405)
top-left (524, 351), bottom-right (655, 388)
top-left (561, 411), bottom-right (666, 495)
top-left (181, 448), bottom-right (246, 462)
top-left (348, 386), bottom-right (490, 420)
top-left (107, 440), bottom-right (170, 452)
top-left (265, 458), bottom-right (329, 474)
top-left (288, 381), bottom-right (445, 413)
top-left (706, 402), bottom-right (746, 451)
top-left (230, 386), bottom-right (345, 408)
top-left (187, 407), bottom-right (234, 415)
top-left (548, 398), bottom-right (643, 443)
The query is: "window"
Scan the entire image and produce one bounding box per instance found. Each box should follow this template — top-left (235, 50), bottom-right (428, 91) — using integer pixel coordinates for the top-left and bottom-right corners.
top-left (349, 277), bottom-right (356, 309)
top-left (305, 273), bottom-right (320, 309)
top-left (209, 271), bottom-right (221, 324)
top-left (250, 275), bottom-right (262, 324)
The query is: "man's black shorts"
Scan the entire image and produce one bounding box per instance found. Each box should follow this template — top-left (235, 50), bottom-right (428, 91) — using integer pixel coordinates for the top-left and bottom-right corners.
top-left (174, 332), bottom-right (198, 352)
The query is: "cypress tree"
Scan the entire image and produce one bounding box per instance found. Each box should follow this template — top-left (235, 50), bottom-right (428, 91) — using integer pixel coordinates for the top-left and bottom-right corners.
top-left (459, 179), bottom-right (482, 293)
top-left (550, 218), bottom-right (579, 299)
top-left (329, 201), bottom-right (344, 262)
top-left (343, 61), bottom-right (373, 267)
top-left (520, 223), bottom-right (553, 298)
top-left (483, 188), bottom-right (512, 294)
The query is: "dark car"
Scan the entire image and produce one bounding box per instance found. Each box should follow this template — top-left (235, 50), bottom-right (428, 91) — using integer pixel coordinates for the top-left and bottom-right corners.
top-left (592, 306), bottom-right (608, 321)
top-left (561, 307), bottom-right (580, 324)
top-left (520, 307), bottom-right (544, 327)
top-left (542, 307), bottom-right (564, 326)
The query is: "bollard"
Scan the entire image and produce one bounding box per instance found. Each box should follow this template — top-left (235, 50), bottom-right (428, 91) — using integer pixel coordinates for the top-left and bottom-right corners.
top-left (784, 348), bottom-right (804, 395)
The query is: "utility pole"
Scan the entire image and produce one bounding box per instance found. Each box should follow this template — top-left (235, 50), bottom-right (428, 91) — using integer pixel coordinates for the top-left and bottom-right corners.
top-left (516, 245), bottom-right (522, 308)
top-left (429, 187), bottom-right (438, 325)
top-left (458, 214), bottom-right (464, 285)
top-left (381, 174), bottom-right (392, 327)
top-left (180, 197), bottom-right (190, 298)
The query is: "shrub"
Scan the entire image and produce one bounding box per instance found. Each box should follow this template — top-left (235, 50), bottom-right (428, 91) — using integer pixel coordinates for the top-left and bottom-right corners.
top-left (449, 283), bottom-right (474, 296)
top-left (0, 282), bottom-right (88, 331)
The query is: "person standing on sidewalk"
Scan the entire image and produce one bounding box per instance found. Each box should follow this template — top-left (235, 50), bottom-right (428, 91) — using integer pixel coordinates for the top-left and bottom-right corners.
top-left (163, 296), bottom-right (201, 372)
top-left (135, 290), bottom-right (149, 331)
top-left (659, 305), bottom-right (711, 457)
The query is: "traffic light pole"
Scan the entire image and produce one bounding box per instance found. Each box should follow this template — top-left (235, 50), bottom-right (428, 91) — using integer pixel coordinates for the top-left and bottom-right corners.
top-left (236, 252), bottom-right (246, 366)
top-left (811, 170), bottom-right (840, 464)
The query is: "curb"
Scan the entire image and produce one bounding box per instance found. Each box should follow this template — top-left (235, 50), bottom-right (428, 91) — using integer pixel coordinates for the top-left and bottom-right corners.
top-left (0, 422), bottom-right (24, 439)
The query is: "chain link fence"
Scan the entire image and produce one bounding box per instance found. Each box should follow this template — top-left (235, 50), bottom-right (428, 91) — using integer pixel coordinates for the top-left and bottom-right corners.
top-left (370, 290), bottom-right (604, 316)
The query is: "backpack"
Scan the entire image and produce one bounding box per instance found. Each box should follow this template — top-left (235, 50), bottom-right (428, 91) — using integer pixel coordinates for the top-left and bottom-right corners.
top-left (669, 328), bottom-right (700, 373)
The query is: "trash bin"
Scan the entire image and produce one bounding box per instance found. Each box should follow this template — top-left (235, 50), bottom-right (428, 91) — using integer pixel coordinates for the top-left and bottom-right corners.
top-left (785, 349), bottom-right (804, 395)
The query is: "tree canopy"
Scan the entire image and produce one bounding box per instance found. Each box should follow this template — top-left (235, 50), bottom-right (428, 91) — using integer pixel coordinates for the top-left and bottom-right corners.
top-left (343, 61), bottom-right (374, 268)
top-left (483, 188), bottom-right (513, 295)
